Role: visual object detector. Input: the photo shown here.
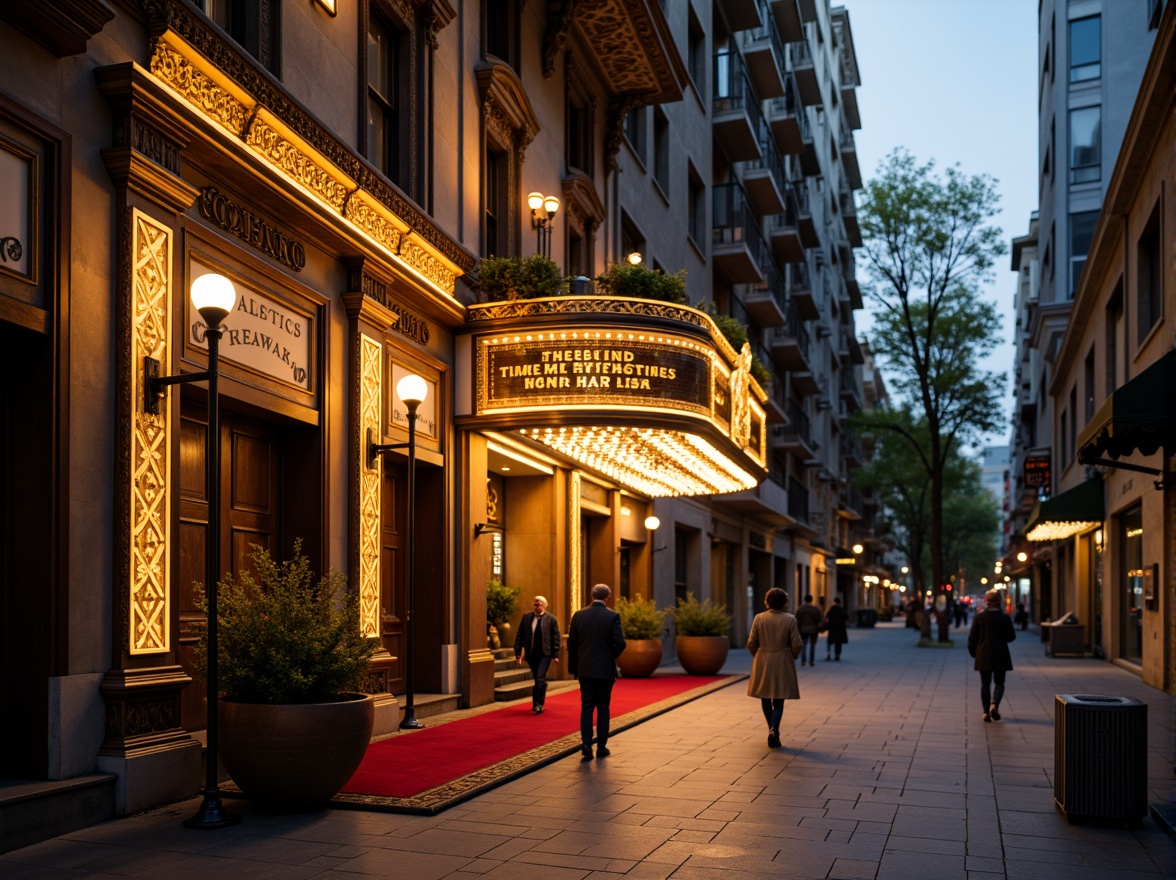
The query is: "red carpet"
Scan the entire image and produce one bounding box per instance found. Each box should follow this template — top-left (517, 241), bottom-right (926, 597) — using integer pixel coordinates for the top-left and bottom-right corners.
top-left (333, 674), bottom-right (739, 814)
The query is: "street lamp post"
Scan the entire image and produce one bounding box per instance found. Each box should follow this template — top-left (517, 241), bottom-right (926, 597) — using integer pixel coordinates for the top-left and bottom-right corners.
top-left (146, 272), bottom-right (240, 830)
top-left (527, 191), bottom-right (560, 258)
top-left (368, 373), bottom-right (428, 730)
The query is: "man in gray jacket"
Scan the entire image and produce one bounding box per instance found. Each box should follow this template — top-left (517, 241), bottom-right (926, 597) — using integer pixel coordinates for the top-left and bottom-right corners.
top-left (794, 594), bottom-right (823, 667)
top-left (567, 584), bottom-right (626, 760)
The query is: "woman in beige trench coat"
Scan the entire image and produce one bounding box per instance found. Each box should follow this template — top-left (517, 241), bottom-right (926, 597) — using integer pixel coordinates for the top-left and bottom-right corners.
top-left (747, 587), bottom-right (802, 749)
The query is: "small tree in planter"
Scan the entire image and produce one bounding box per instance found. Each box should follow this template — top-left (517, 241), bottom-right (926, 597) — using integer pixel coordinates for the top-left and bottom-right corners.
top-left (194, 541), bottom-right (379, 809)
top-left (485, 579), bottom-right (521, 648)
top-left (666, 592), bottom-right (732, 675)
top-left (615, 594), bottom-right (667, 677)
top-left (478, 255), bottom-right (568, 301)
top-left (704, 303), bottom-right (773, 388)
top-left (594, 261), bottom-right (687, 303)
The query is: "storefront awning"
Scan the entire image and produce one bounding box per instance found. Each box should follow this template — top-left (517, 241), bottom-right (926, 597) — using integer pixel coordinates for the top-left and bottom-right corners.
top-left (1025, 478), bottom-right (1104, 542)
top-left (1078, 350), bottom-right (1176, 463)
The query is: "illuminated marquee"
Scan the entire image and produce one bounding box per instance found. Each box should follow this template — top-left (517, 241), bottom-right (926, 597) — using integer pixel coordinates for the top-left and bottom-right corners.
top-left (458, 298), bottom-right (768, 498)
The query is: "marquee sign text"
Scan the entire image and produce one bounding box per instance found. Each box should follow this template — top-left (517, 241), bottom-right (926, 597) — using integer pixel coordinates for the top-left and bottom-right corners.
top-left (198, 186), bottom-right (306, 272)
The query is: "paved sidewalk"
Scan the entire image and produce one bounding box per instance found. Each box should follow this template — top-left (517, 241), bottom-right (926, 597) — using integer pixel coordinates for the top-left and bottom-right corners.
top-left (2, 622), bottom-right (1173, 879)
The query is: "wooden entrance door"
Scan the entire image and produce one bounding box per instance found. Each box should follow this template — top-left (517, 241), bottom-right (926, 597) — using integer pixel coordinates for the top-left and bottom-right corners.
top-left (380, 459), bottom-right (407, 694)
top-left (178, 402), bottom-right (281, 731)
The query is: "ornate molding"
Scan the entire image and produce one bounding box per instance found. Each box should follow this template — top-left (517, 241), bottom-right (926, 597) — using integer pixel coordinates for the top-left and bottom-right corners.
top-left (358, 333), bottom-right (383, 640)
top-left (5, 0), bottom-right (115, 57)
top-left (476, 61), bottom-right (541, 155)
top-left (542, 0), bottom-right (576, 79)
top-left (129, 209), bottom-right (173, 655)
top-left (561, 170), bottom-right (605, 233)
top-left (605, 93), bottom-right (644, 172)
top-left (245, 115), bottom-right (350, 210)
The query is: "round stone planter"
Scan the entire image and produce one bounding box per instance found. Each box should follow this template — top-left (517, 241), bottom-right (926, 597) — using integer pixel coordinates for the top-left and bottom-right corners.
top-left (219, 693), bottom-right (375, 810)
top-left (674, 635), bottom-right (730, 675)
top-left (616, 638), bottom-right (663, 678)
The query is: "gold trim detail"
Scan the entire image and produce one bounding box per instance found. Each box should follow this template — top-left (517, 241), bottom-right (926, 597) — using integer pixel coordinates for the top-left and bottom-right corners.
top-left (398, 236), bottom-right (456, 296)
top-left (130, 209), bottom-right (173, 655)
top-left (569, 472), bottom-right (581, 610)
top-left (358, 333), bottom-right (383, 639)
top-left (149, 41), bottom-right (249, 136)
top-left (246, 117), bottom-right (350, 211)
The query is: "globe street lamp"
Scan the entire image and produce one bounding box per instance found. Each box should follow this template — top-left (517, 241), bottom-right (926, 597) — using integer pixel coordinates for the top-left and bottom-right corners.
top-left (147, 272), bottom-right (240, 829)
top-left (368, 373), bottom-right (428, 730)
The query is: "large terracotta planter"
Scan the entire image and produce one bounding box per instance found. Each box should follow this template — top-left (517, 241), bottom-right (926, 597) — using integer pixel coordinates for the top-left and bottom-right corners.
top-left (675, 635), bottom-right (729, 675)
top-left (219, 693), bottom-right (375, 810)
top-left (616, 638), bottom-right (663, 678)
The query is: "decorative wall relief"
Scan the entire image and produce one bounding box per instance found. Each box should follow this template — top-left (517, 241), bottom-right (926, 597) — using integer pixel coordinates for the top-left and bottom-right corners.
top-left (358, 333), bottom-right (383, 639)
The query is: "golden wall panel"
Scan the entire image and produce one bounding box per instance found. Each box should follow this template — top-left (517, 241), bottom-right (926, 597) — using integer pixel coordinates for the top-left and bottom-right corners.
top-left (130, 209), bottom-right (173, 655)
top-left (569, 472), bottom-right (581, 610)
top-left (358, 333), bottom-right (383, 639)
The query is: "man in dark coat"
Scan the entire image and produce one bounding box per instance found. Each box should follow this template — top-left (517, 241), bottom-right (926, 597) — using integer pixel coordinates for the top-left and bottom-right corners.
top-left (968, 588), bottom-right (1016, 721)
top-left (794, 594), bottom-right (823, 667)
top-left (823, 596), bottom-right (849, 661)
top-left (567, 583), bottom-right (626, 760)
top-left (513, 595), bottom-right (561, 713)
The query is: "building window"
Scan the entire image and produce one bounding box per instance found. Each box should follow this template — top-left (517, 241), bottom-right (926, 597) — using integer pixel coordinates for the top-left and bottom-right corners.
top-left (1136, 201), bottom-right (1162, 345)
top-left (1105, 284), bottom-right (1122, 395)
top-left (1069, 16), bottom-right (1100, 82)
top-left (1084, 348), bottom-right (1096, 422)
top-left (1068, 387), bottom-right (1077, 464)
top-left (200, 0), bottom-right (280, 74)
top-left (484, 146), bottom-right (508, 257)
top-left (687, 7), bottom-right (706, 91)
top-left (1119, 505), bottom-right (1144, 663)
top-left (484, 0), bottom-right (519, 69)
top-left (1069, 106), bottom-right (1100, 184)
top-left (688, 167), bottom-right (706, 247)
top-left (653, 108), bottom-right (670, 196)
top-left (567, 96), bottom-right (592, 176)
top-left (1059, 408), bottom-right (1068, 467)
top-left (624, 107), bottom-right (646, 164)
top-left (674, 529), bottom-right (689, 605)
top-left (1147, 0), bottom-right (1162, 30)
top-left (620, 211), bottom-right (645, 264)
top-left (366, 13), bottom-right (402, 186)
top-left (1069, 209), bottom-right (1099, 297)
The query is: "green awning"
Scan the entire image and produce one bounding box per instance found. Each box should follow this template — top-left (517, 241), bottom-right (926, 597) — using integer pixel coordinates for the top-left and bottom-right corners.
top-left (1079, 350), bottom-right (1176, 462)
top-left (1026, 478), bottom-right (1104, 542)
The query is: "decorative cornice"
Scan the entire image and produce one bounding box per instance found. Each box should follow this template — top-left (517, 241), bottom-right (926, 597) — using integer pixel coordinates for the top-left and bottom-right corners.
top-left (476, 61), bottom-right (541, 155)
top-left (139, 0), bottom-right (474, 277)
top-left (562, 171), bottom-right (604, 230)
top-left (6, 0), bottom-right (115, 57)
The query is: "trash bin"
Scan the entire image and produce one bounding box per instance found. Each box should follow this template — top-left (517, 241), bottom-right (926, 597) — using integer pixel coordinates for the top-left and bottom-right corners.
top-left (855, 609), bottom-right (877, 628)
top-left (1046, 623), bottom-right (1085, 656)
top-left (1054, 694), bottom-right (1147, 823)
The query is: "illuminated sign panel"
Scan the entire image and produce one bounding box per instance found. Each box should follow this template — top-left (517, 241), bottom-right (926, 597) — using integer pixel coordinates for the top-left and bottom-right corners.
top-left (480, 334), bottom-right (711, 416)
top-left (460, 298), bottom-right (769, 498)
top-left (1024, 454), bottom-right (1051, 489)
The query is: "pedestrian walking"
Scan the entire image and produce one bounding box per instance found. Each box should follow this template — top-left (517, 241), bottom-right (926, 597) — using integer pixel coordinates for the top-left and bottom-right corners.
top-left (823, 596), bottom-right (848, 660)
top-left (567, 583), bottom-right (626, 760)
top-left (794, 593), bottom-right (822, 667)
top-left (1014, 602), bottom-right (1029, 631)
top-left (968, 588), bottom-right (1017, 722)
top-left (953, 598), bottom-right (967, 628)
top-left (746, 588), bottom-right (802, 749)
top-left (513, 595), bottom-right (560, 713)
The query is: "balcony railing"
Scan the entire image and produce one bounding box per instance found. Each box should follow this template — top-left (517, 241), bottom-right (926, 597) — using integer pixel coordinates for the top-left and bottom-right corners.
top-left (788, 475), bottom-right (809, 522)
top-left (714, 181), bottom-right (769, 283)
top-left (714, 49), bottom-right (763, 132)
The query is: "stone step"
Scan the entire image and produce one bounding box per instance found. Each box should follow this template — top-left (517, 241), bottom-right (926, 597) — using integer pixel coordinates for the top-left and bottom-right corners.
top-left (0, 774), bottom-right (116, 855)
top-left (493, 667), bottom-right (533, 687)
top-left (493, 679), bottom-right (578, 703)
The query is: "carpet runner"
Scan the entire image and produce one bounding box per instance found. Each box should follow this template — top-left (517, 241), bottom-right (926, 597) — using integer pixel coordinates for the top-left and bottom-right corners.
top-left (331, 673), bottom-right (741, 814)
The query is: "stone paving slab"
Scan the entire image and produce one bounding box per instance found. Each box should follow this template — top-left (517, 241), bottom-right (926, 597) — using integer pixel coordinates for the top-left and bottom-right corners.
top-left (1, 622), bottom-right (1173, 879)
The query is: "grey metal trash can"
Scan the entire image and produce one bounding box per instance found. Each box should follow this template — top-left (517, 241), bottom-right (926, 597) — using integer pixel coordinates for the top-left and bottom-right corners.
top-left (1054, 694), bottom-right (1147, 823)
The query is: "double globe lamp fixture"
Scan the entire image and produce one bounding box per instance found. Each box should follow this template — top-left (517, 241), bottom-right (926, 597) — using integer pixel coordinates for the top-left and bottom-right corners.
top-left (527, 191), bottom-right (560, 258)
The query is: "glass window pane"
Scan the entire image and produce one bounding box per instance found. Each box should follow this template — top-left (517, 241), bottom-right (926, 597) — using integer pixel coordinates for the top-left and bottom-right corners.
top-left (1069, 106), bottom-right (1100, 183)
top-left (1069, 16), bottom-right (1100, 82)
top-left (1070, 210), bottom-right (1099, 257)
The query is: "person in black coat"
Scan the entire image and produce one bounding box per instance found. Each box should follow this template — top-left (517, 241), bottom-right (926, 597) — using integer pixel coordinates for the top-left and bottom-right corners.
top-left (823, 597), bottom-right (849, 661)
top-left (968, 588), bottom-right (1016, 721)
top-left (567, 583), bottom-right (626, 760)
top-left (513, 595), bottom-right (561, 713)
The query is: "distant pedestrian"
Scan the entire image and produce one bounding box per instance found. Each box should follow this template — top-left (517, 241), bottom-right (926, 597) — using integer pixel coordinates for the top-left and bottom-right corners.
top-left (794, 594), bottom-right (822, 667)
top-left (953, 599), bottom-right (967, 628)
top-left (746, 588), bottom-right (802, 749)
top-left (823, 597), bottom-right (848, 661)
top-left (567, 583), bottom-right (626, 760)
top-left (1014, 602), bottom-right (1029, 631)
top-left (513, 595), bottom-right (560, 714)
top-left (968, 588), bottom-right (1017, 722)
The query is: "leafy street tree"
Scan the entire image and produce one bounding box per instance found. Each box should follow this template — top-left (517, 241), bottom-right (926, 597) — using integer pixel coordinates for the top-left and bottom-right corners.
top-left (856, 149), bottom-right (1007, 641)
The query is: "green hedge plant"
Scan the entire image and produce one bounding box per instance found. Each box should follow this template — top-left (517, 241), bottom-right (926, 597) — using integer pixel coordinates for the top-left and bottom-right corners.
top-left (666, 592), bottom-right (732, 637)
top-left (478, 254), bottom-right (568, 301)
top-left (594, 261), bottom-right (687, 303)
top-left (486, 579), bottom-right (521, 626)
top-left (195, 541), bottom-right (378, 704)
top-left (616, 594), bottom-right (666, 639)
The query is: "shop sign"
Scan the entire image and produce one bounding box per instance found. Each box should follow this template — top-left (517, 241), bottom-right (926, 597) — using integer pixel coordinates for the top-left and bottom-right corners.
top-left (190, 262), bottom-right (311, 389)
top-left (0, 143), bottom-right (30, 279)
top-left (478, 334), bottom-right (711, 416)
top-left (1024, 454), bottom-right (1050, 488)
top-left (198, 186), bottom-right (306, 273)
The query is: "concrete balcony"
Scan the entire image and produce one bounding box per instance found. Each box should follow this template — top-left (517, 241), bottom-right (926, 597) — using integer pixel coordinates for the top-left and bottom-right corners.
top-left (744, 4), bottom-right (787, 99)
top-left (713, 50), bottom-right (764, 163)
top-left (768, 301), bottom-right (812, 371)
top-left (743, 120), bottom-right (787, 216)
top-left (789, 40), bottom-right (821, 106)
top-left (714, 470), bottom-right (793, 525)
top-left (785, 259), bottom-right (818, 319)
top-left (770, 0), bottom-right (804, 42)
top-left (840, 370), bottom-right (862, 413)
top-left (841, 129), bottom-right (862, 190)
top-left (719, 0), bottom-right (764, 32)
top-left (792, 369), bottom-right (820, 396)
top-left (740, 258), bottom-right (789, 328)
top-left (797, 0), bottom-right (817, 23)
top-left (842, 189), bottom-right (862, 247)
top-left (713, 182), bottom-right (767, 285)
top-left (767, 78), bottom-right (802, 155)
top-left (796, 180), bottom-right (818, 247)
top-left (768, 192), bottom-right (803, 264)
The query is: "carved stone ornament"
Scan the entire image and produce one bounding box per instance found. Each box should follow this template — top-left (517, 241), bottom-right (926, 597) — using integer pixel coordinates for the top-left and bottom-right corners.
top-left (476, 61), bottom-right (541, 157)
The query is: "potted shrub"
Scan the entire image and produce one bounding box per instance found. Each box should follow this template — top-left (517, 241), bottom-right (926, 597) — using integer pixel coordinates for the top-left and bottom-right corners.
top-left (615, 594), bottom-right (666, 677)
top-left (195, 541), bottom-right (379, 810)
top-left (666, 592), bottom-right (732, 675)
top-left (477, 254), bottom-right (568, 301)
top-left (485, 578), bottom-right (521, 649)
top-left (704, 303), bottom-right (773, 388)
top-left (594, 261), bottom-right (687, 303)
